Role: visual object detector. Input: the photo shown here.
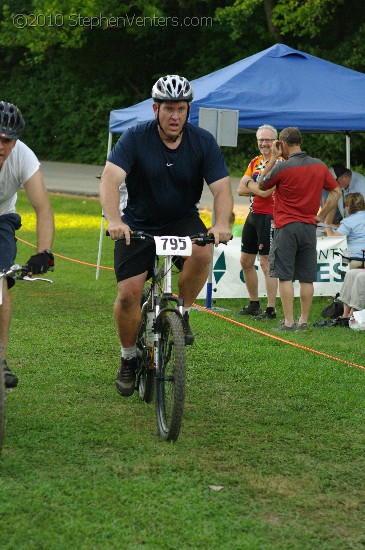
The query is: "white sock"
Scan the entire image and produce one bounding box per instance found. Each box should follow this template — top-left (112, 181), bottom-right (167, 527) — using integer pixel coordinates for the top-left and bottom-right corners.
top-left (122, 345), bottom-right (137, 360)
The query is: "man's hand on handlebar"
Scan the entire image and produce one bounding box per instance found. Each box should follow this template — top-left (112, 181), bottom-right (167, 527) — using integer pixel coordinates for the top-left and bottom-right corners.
top-left (208, 224), bottom-right (233, 246)
top-left (107, 220), bottom-right (132, 244)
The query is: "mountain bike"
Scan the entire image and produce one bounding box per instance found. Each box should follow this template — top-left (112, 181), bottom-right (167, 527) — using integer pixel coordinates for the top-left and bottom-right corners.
top-left (112, 231), bottom-right (217, 441)
top-left (0, 264), bottom-right (53, 454)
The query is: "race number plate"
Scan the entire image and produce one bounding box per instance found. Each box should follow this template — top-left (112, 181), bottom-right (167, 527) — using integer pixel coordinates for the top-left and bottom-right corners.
top-left (154, 236), bottom-right (192, 257)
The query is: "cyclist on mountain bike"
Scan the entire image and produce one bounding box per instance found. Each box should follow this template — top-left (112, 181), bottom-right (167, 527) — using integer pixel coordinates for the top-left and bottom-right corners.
top-left (0, 101), bottom-right (54, 389)
top-left (100, 74), bottom-right (233, 397)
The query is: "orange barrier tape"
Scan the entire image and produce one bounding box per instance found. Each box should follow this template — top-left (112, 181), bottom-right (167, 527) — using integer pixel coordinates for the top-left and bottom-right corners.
top-left (193, 303), bottom-right (365, 372)
top-left (17, 237), bottom-right (113, 270)
top-left (17, 237), bottom-right (365, 372)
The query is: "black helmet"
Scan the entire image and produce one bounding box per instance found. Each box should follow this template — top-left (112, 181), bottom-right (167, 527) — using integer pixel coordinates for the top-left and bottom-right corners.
top-left (152, 75), bottom-right (194, 102)
top-left (0, 101), bottom-right (25, 139)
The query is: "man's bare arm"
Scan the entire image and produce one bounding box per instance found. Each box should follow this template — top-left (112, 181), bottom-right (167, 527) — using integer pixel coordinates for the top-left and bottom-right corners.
top-left (315, 187), bottom-right (342, 223)
top-left (209, 177), bottom-right (234, 245)
top-left (100, 161), bottom-right (131, 243)
top-left (24, 170), bottom-right (54, 252)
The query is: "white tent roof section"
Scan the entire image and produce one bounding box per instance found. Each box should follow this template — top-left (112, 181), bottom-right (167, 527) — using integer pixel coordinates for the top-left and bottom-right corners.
top-left (109, 43), bottom-right (365, 134)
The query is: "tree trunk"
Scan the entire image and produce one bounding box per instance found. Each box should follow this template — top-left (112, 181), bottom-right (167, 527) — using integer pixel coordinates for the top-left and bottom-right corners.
top-left (263, 0), bottom-right (281, 40)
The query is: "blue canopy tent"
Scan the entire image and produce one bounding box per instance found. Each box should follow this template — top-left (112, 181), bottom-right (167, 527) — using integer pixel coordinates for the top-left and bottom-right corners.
top-left (109, 43), bottom-right (365, 136)
top-left (97, 43), bottom-right (365, 280)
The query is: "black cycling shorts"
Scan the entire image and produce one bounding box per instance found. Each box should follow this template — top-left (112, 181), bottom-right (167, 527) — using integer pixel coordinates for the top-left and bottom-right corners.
top-left (114, 213), bottom-right (207, 282)
top-left (241, 211), bottom-right (274, 256)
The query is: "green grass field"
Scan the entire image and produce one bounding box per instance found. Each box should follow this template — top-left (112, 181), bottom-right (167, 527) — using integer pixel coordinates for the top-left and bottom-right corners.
top-left (1, 192), bottom-right (364, 549)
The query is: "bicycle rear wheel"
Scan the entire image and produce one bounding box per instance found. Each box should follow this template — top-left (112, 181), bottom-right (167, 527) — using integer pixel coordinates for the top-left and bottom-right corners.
top-left (136, 289), bottom-right (154, 403)
top-left (155, 312), bottom-right (186, 441)
top-left (0, 361), bottom-right (5, 453)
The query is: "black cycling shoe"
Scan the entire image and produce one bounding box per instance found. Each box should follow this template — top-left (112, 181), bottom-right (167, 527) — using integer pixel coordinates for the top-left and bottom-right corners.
top-left (254, 309), bottom-right (276, 320)
top-left (115, 357), bottom-right (137, 397)
top-left (237, 303), bottom-right (262, 316)
top-left (182, 312), bottom-right (194, 345)
top-left (3, 360), bottom-right (18, 389)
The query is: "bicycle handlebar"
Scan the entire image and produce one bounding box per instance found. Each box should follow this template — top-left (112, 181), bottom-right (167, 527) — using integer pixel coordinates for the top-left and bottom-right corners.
top-left (0, 264), bottom-right (53, 283)
top-left (106, 230), bottom-right (232, 245)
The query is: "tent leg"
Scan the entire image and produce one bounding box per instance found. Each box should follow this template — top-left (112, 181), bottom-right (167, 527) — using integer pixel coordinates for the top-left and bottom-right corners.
top-left (96, 214), bottom-right (105, 280)
top-left (345, 133), bottom-right (351, 168)
top-left (96, 132), bottom-right (113, 280)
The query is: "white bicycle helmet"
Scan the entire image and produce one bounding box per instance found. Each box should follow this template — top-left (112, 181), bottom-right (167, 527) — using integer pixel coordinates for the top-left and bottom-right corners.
top-left (152, 75), bottom-right (194, 102)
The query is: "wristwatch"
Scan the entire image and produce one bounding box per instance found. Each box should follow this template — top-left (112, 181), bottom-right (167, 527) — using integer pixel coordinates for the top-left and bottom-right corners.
top-left (245, 179), bottom-right (253, 187)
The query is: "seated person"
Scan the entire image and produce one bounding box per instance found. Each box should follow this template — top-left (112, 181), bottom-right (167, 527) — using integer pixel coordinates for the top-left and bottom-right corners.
top-left (325, 192), bottom-right (365, 269)
top-left (324, 164), bottom-right (365, 225)
top-left (338, 268), bottom-right (365, 319)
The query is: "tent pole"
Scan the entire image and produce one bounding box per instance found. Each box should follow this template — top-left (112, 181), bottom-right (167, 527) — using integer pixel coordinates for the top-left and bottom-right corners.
top-left (96, 214), bottom-right (105, 280)
top-left (345, 133), bottom-right (351, 168)
top-left (96, 131), bottom-right (113, 280)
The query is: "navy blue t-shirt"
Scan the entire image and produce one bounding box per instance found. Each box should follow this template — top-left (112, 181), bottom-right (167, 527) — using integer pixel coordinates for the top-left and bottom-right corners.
top-left (108, 121), bottom-right (229, 230)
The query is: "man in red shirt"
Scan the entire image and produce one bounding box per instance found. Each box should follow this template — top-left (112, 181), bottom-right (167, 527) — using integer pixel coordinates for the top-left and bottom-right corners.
top-left (258, 127), bottom-right (341, 331)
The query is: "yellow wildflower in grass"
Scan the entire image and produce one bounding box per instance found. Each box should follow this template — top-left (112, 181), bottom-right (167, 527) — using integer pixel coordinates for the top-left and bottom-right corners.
top-left (20, 208), bottom-right (245, 234)
top-left (199, 209), bottom-right (246, 228)
top-left (20, 213), bottom-right (102, 231)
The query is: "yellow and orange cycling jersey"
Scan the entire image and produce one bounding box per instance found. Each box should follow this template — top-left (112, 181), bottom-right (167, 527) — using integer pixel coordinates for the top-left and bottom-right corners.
top-left (244, 154), bottom-right (284, 215)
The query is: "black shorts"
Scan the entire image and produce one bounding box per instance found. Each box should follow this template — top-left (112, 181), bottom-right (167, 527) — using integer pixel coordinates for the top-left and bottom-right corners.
top-left (0, 213), bottom-right (22, 289)
top-left (269, 222), bottom-right (317, 282)
top-left (114, 214), bottom-right (207, 282)
top-left (241, 212), bottom-right (274, 256)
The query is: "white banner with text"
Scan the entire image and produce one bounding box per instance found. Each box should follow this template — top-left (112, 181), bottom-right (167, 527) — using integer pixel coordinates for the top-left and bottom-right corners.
top-left (198, 236), bottom-right (348, 300)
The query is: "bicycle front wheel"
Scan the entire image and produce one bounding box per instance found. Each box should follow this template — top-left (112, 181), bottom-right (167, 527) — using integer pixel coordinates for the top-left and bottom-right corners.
top-left (0, 362), bottom-right (5, 453)
top-left (155, 313), bottom-right (186, 441)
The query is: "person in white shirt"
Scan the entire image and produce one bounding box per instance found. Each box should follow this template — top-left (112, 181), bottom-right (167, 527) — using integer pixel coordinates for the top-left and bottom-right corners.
top-left (325, 163), bottom-right (365, 225)
top-left (325, 192), bottom-right (365, 269)
top-left (0, 101), bottom-right (54, 389)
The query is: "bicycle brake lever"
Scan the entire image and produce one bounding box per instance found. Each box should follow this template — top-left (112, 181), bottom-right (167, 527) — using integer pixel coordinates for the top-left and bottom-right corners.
top-left (21, 276), bottom-right (53, 283)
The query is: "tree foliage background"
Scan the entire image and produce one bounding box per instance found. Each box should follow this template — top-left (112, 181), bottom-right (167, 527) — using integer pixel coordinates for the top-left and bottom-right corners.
top-left (1, 0), bottom-right (365, 173)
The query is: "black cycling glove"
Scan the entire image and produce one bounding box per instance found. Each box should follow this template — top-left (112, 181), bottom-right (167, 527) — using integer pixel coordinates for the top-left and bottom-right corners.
top-left (25, 249), bottom-right (55, 274)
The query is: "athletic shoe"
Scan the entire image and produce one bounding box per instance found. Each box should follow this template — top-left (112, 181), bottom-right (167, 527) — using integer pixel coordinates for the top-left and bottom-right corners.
top-left (314, 319), bottom-right (337, 327)
top-left (182, 312), bottom-right (194, 345)
top-left (237, 303), bottom-right (262, 316)
top-left (254, 310), bottom-right (276, 320)
top-left (336, 317), bottom-right (350, 327)
top-left (115, 357), bottom-right (137, 397)
top-left (273, 323), bottom-right (297, 332)
top-left (3, 360), bottom-right (18, 389)
top-left (314, 318), bottom-right (349, 328)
